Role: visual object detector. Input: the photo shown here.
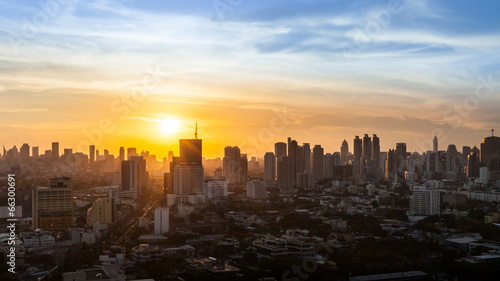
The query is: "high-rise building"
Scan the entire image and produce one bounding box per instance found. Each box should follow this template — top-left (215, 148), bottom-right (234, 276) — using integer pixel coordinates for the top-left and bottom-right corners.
top-left (127, 147), bottom-right (137, 160)
top-left (32, 177), bottom-right (73, 231)
top-left (119, 147), bottom-right (125, 163)
top-left (89, 145), bottom-right (95, 165)
top-left (180, 139), bottom-right (202, 166)
top-left (480, 131), bottom-right (500, 173)
top-left (467, 151), bottom-right (480, 178)
top-left (353, 136), bottom-right (362, 177)
top-left (362, 134), bottom-right (372, 159)
top-left (264, 152), bottom-right (276, 185)
top-left (86, 198), bottom-right (116, 227)
top-left (341, 140), bottom-right (349, 164)
top-left (154, 207), bottom-right (169, 235)
top-left (312, 145), bottom-right (324, 181)
top-left (395, 143), bottom-right (407, 170)
top-left (409, 188), bottom-right (440, 216)
top-left (223, 146), bottom-right (246, 184)
top-left (385, 149), bottom-right (395, 180)
top-left (121, 156), bottom-right (148, 197)
top-left (32, 146), bottom-right (39, 159)
top-left (288, 138), bottom-right (298, 182)
top-left (173, 165), bottom-right (204, 194)
top-left (276, 154), bottom-right (289, 193)
top-left (433, 136), bottom-right (438, 153)
top-left (275, 142), bottom-right (287, 159)
top-left (20, 143), bottom-right (30, 163)
top-left (323, 153), bottom-right (334, 179)
top-left (303, 143), bottom-right (311, 173)
top-left (52, 142), bottom-right (59, 160)
top-left (372, 135), bottom-right (380, 160)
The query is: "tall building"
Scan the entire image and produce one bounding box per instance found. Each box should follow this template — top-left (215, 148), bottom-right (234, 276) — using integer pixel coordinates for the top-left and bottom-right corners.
top-left (410, 188), bottom-right (440, 216)
top-left (341, 140), bottom-right (349, 164)
top-left (275, 142), bottom-right (287, 159)
top-left (312, 145), bottom-right (324, 181)
top-left (372, 135), bottom-right (380, 161)
top-left (154, 207), bottom-right (169, 235)
top-left (480, 131), bottom-right (500, 173)
top-left (32, 146), bottom-right (39, 159)
top-left (385, 149), bottom-right (395, 180)
top-left (362, 134), bottom-right (372, 159)
top-left (395, 143), bottom-right (407, 170)
top-left (127, 147), bottom-right (137, 159)
top-left (433, 136), bottom-right (438, 153)
top-left (467, 151), bottom-right (480, 178)
top-left (52, 142), bottom-right (59, 160)
top-left (174, 165), bottom-right (204, 194)
top-left (89, 145), bottom-right (95, 165)
top-left (119, 147), bottom-right (125, 163)
top-left (32, 177), bottom-right (73, 231)
top-left (264, 152), bottom-right (276, 185)
top-left (180, 139), bottom-right (202, 166)
top-left (121, 156), bottom-right (148, 198)
top-left (20, 143), bottom-right (30, 163)
top-left (86, 198), bottom-right (116, 227)
top-left (276, 154), bottom-right (289, 193)
top-left (353, 136), bottom-right (362, 177)
top-left (303, 143), bottom-right (311, 173)
top-left (223, 146), bottom-right (246, 184)
top-left (323, 153), bottom-right (334, 179)
top-left (288, 138), bottom-right (298, 182)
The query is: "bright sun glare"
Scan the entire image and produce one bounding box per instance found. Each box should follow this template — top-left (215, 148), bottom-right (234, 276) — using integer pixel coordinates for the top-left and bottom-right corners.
top-left (160, 119), bottom-right (181, 135)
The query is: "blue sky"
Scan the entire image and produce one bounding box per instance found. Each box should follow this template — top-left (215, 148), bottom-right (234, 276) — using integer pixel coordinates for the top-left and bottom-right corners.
top-left (0, 0), bottom-right (499, 157)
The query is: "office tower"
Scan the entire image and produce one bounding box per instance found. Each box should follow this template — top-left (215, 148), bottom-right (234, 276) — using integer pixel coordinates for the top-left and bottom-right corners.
top-left (121, 156), bottom-right (148, 197)
top-left (154, 207), bottom-right (169, 235)
top-left (362, 134), bottom-right (372, 159)
top-left (20, 143), bottom-right (30, 163)
top-left (288, 138), bottom-right (298, 182)
top-left (223, 146), bottom-right (247, 184)
top-left (467, 151), bottom-right (480, 178)
top-left (86, 198), bottom-right (116, 227)
top-left (462, 146), bottom-right (471, 158)
top-left (395, 143), bottom-right (407, 170)
top-left (32, 177), bottom-right (73, 231)
top-left (372, 135), bottom-right (380, 160)
top-left (276, 154), bottom-right (289, 193)
top-left (173, 165), bottom-right (204, 194)
top-left (275, 142), bottom-right (287, 159)
top-left (119, 147), bottom-right (125, 163)
top-left (52, 142), bottom-right (59, 160)
top-left (480, 167), bottom-right (489, 184)
top-left (312, 145), bottom-right (324, 181)
top-left (323, 153), bottom-right (334, 179)
top-left (247, 180), bottom-right (267, 199)
top-left (303, 143), bottom-right (311, 172)
top-left (409, 188), bottom-right (440, 216)
top-left (480, 130), bottom-right (500, 173)
top-left (353, 136), bottom-right (362, 177)
top-left (32, 146), bottom-right (39, 159)
top-left (433, 136), bottom-right (438, 153)
top-left (385, 149), bottom-right (395, 179)
top-left (297, 172), bottom-right (314, 189)
top-left (127, 147), bottom-right (137, 159)
top-left (180, 139), bottom-right (202, 166)
top-left (341, 140), bottom-right (349, 164)
top-left (89, 145), bottom-right (95, 165)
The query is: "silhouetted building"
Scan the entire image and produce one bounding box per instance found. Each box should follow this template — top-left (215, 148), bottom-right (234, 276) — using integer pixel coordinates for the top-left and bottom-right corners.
top-left (89, 145), bottom-right (95, 165)
top-left (312, 145), bottom-right (324, 181)
top-left (480, 131), bottom-right (500, 174)
top-left (341, 140), bottom-right (349, 164)
top-left (52, 142), bottom-right (59, 160)
top-left (264, 152), bottom-right (276, 185)
top-left (32, 177), bottom-right (73, 231)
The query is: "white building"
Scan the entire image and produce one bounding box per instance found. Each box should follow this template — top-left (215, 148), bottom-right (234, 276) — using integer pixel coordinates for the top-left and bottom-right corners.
top-left (480, 167), bottom-right (489, 184)
top-left (204, 180), bottom-right (228, 199)
top-left (410, 188), bottom-right (440, 216)
top-left (154, 207), bottom-right (169, 235)
top-left (247, 180), bottom-right (267, 199)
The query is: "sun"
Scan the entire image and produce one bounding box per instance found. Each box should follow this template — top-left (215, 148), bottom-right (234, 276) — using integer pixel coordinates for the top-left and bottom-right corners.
top-left (160, 119), bottom-right (181, 135)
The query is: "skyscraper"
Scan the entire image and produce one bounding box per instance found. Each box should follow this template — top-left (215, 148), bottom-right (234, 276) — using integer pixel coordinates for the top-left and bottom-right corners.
top-left (353, 136), bottom-right (362, 177)
top-left (433, 135), bottom-right (438, 153)
top-left (372, 134), bottom-right (380, 161)
top-left (312, 145), bottom-right (324, 181)
top-left (362, 134), bottom-right (372, 159)
top-left (223, 146), bottom-right (247, 184)
top-left (288, 138), bottom-right (298, 182)
top-left (264, 152), bottom-right (276, 185)
top-left (410, 188), bottom-right (440, 216)
top-left (180, 139), bottom-right (202, 166)
top-left (20, 143), bottom-right (29, 163)
top-left (395, 143), bottom-right (407, 170)
top-left (480, 131), bottom-right (500, 173)
top-left (154, 207), bottom-right (169, 235)
top-left (385, 149), bottom-right (395, 180)
top-left (119, 147), bottom-right (125, 163)
top-left (127, 147), bottom-right (137, 159)
top-left (32, 177), bottom-right (73, 231)
top-left (340, 140), bottom-right (349, 164)
top-left (89, 145), bottom-right (95, 165)
top-left (52, 142), bottom-right (59, 160)
top-left (32, 146), bottom-right (39, 159)
top-left (121, 156), bottom-right (148, 198)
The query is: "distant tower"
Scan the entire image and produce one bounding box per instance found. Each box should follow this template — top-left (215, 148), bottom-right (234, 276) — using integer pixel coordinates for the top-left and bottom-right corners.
top-left (433, 135), bottom-right (438, 153)
top-left (195, 121), bottom-right (198, 139)
top-left (341, 140), bottom-right (349, 164)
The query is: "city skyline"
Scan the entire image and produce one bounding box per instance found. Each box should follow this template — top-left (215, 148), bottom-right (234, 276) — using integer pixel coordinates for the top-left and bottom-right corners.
top-left (1, 0), bottom-right (500, 158)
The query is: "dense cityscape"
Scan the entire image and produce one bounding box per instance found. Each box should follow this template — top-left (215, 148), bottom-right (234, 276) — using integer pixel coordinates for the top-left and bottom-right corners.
top-left (1, 127), bottom-right (500, 280)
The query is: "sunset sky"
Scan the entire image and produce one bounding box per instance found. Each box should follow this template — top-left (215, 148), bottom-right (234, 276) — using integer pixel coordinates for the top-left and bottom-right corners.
top-left (1, 0), bottom-right (500, 158)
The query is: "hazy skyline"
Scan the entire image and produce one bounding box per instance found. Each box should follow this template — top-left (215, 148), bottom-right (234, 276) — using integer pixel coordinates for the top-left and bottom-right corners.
top-left (1, 0), bottom-right (499, 158)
